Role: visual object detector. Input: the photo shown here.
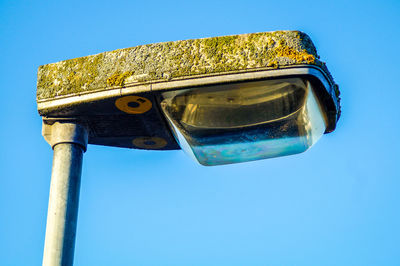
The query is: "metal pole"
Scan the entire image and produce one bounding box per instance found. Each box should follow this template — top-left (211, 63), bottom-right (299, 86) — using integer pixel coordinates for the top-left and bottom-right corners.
top-left (42, 122), bottom-right (88, 266)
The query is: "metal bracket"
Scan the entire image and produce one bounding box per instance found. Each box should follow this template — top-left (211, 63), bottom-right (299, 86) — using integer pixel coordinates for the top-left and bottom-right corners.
top-left (42, 121), bottom-right (89, 152)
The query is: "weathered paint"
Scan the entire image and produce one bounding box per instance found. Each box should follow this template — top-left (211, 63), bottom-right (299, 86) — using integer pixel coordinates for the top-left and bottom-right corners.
top-left (37, 31), bottom-right (337, 101)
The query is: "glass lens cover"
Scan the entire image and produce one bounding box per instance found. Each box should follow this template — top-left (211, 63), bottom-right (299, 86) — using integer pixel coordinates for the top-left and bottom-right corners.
top-left (160, 78), bottom-right (327, 166)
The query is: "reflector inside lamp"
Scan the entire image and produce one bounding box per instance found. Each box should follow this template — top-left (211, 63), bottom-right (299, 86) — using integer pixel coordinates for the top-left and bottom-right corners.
top-left (160, 78), bottom-right (327, 166)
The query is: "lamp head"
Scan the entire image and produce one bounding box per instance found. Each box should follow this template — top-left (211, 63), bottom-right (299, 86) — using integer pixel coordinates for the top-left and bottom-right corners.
top-left (37, 31), bottom-right (340, 166)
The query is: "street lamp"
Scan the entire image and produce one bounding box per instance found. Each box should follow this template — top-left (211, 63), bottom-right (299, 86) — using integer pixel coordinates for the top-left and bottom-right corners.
top-left (37, 30), bottom-right (340, 265)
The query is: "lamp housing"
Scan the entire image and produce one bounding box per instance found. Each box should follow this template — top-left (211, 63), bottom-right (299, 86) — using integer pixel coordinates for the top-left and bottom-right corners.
top-left (37, 31), bottom-right (340, 165)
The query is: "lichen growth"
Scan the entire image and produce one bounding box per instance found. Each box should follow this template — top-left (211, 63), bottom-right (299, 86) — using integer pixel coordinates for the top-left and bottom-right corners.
top-left (107, 71), bottom-right (134, 87)
top-left (273, 45), bottom-right (315, 64)
top-left (37, 53), bottom-right (104, 99)
top-left (267, 60), bottom-right (279, 68)
top-left (37, 30), bottom-right (335, 101)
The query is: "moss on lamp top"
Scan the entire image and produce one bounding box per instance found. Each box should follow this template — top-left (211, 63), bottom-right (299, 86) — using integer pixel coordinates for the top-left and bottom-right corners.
top-left (37, 30), bottom-right (332, 101)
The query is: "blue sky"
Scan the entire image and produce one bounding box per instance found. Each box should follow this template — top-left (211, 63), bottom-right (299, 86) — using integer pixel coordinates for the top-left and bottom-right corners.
top-left (1, 0), bottom-right (400, 265)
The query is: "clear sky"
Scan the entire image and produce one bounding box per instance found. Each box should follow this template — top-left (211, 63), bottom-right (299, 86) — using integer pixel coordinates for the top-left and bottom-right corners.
top-left (1, 0), bottom-right (399, 265)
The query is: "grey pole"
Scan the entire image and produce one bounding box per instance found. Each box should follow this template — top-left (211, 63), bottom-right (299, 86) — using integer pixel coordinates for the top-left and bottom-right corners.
top-left (42, 122), bottom-right (88, 266)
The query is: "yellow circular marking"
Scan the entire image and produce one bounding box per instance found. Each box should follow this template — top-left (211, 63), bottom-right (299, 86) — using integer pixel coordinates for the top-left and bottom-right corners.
top-left (132, 137), bottom-right (168, 149)
top-left (115, 96), bottom-right (152, 114)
